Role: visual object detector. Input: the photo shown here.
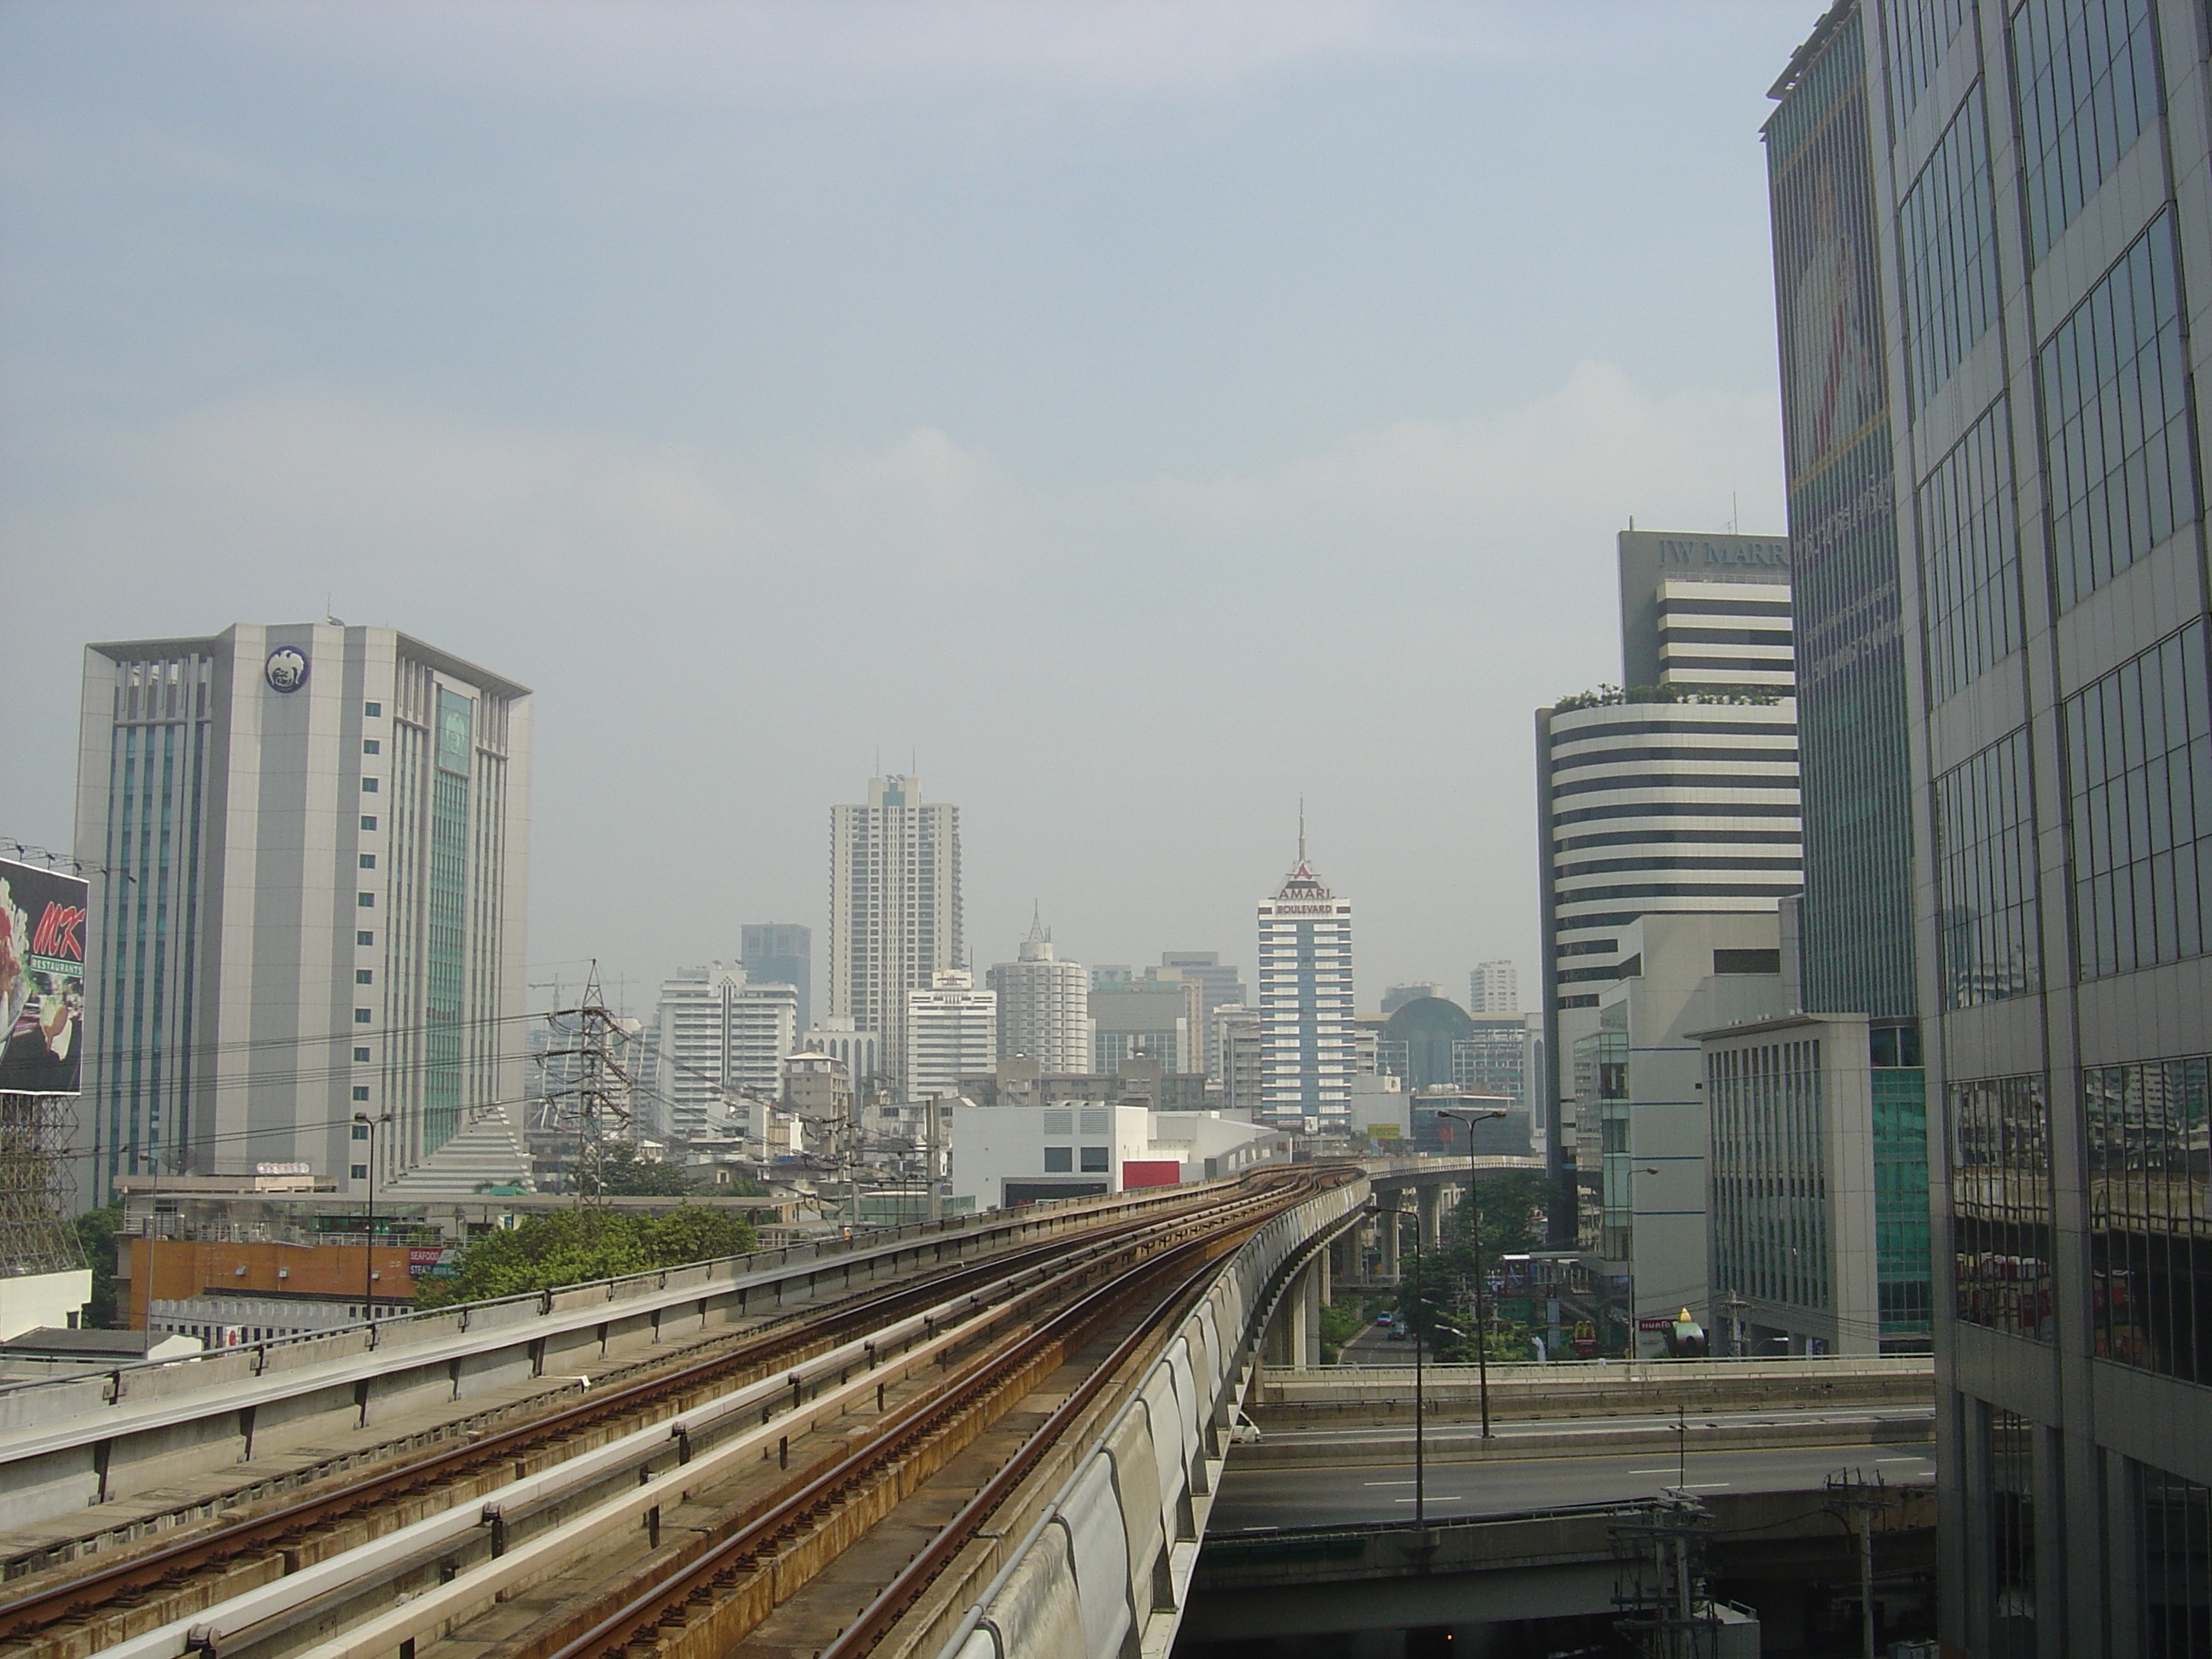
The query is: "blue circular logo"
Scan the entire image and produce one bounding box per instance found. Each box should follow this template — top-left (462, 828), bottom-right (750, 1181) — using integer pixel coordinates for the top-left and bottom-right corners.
top-left (265, 647), bottom-right (309, 693)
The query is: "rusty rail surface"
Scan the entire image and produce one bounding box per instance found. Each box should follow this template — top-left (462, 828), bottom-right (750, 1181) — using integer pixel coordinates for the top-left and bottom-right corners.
top-left (0, 1178), bottom-right (1291, 1650)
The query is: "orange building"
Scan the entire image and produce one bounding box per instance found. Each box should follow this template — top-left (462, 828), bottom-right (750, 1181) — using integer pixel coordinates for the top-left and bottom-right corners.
top-left (119, 1237), bottom-right (428, 1340)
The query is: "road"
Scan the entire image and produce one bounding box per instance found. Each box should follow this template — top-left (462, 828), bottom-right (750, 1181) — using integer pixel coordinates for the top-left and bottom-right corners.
top-left (1258, 1403), bottom-right (1934, 1449)
top-left (1211, 1436), bottom-right (1935, 1529)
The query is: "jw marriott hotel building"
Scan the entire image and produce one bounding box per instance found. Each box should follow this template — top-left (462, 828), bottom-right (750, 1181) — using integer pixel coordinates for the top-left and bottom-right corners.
top-left (73, 625), bottom-right (532, 1203)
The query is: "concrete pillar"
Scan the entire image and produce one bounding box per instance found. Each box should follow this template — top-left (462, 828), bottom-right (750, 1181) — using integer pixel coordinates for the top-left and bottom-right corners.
top-left (1417, 1183), bottom-right (1441, 1250)
top-left (1262, 1255), bottom-right (1324, 1371)
top-left (1377, 1192), bottom-right (1402, 1281)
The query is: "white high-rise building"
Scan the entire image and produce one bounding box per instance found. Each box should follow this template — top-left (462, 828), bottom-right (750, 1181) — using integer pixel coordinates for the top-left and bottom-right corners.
top-left (1468, 960), bottom-right (1521, 1015)
top-left (986, 916), bottom-right (1091, 1073)
top-left (904, 969), bottom-right (996, 1101)
top-left (74, 625), bottom-right (532, 1202)
top-left (1256, 835), bottom-right (1355, 1126)
top-left (827, 775), bottom-right (961, 1090)
top-left (797, 1017), bottom-right (882, 1094)
top-left (653, 965), bottom-right (799, 1142)
top-left (1534, 530), bottom-right (1800, 1184)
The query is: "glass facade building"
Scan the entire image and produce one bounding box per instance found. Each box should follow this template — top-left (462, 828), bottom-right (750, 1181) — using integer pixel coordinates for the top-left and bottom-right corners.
top-left (1777, 0), bottom-right (2212, 1646)
top-left (75, 626), bottom-right (532, 1202)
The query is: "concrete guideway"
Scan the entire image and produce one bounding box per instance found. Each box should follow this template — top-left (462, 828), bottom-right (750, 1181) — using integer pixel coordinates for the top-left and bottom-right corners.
top-left (0, 1168), bottom-right (1374, 1659)
top-left (0, 1178), bottom-right (1254, 1543)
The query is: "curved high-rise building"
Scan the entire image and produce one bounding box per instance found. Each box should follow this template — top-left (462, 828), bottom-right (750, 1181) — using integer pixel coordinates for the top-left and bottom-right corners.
top-left (986, 917), bottom-right (1092, 1074)
top-left (1534, 532), bottom-right (1802, 1178)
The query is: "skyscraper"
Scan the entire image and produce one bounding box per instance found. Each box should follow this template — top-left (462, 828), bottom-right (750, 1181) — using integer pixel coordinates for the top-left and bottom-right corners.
top-left (903, 969), bottom-right (996, 1100)
top-left (652, 964), bottom-right (799, 1141)
top-left (1534, 531), bottom-right (1802, 1198)
top-left (826, 775), bottom-right (961, 1091)
top-left (1256, 832), bottom-right (1355, 1126)
top-left (987, 916), bottom-right (1092, 1073)
top-left (1814, 0), bottom-right (2212, 1644)
top-left (740, 923), bottom-right (812, 1033)
top-left (73, 625), bottom-right (531, 1202)
top-left (1468, 959), bottom-right (1521, 1015)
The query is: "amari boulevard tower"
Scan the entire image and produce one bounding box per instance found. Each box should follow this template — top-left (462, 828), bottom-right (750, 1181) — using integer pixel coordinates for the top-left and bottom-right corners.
top-left (73, 625), bottom-right (532, 1202)
top-left (1256, 837), bottom-right (1355, 1127)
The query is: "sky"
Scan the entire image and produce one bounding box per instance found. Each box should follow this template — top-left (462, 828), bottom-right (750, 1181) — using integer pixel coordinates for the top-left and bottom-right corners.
top-left (0, 0), bottom-right (1828, 1018)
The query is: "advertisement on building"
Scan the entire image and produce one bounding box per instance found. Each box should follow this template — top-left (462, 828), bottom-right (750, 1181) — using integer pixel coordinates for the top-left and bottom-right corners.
top-left (0, 858), bottom-right (88, 1095)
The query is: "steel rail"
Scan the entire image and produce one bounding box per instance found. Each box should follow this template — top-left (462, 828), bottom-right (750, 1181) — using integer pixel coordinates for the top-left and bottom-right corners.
top-left (0, 1178), bottom-right (1286, 1648)
top-left (820, 1237), bottom-right (1236, 1659)
top-left (531, 1182), bottom-right (1300, 1659)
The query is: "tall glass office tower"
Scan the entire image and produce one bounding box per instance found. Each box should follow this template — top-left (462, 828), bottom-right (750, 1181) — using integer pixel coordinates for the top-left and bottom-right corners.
top-left (1786, 0), bottom-right (2212, 1647)
top-left (73, 625), bottom-right (532, 1203)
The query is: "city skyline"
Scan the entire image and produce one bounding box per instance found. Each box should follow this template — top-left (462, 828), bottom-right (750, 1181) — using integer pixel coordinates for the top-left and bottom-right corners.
top-left (0, 3), bottom-right (1824, 1009)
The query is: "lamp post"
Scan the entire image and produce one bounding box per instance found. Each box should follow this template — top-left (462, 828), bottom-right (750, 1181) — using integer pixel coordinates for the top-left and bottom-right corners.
top-left (352, 1111), bottom-right (393, 1328)
top-left (1439, 1108), bottom-right (1508, 1438)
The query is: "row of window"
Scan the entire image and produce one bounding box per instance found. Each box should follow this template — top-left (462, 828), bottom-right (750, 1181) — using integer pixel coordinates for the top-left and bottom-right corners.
top-left (1953, 1053), bottom-right (2212, 1389)
top-left (1041, 1146), bottom-right (1111, 1173)
top-left (1936, 621), bottom-right (2212, 992)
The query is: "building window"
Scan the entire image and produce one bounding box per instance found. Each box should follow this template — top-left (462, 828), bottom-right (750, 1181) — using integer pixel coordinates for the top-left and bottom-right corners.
top-left (354, 1008), bottom-right (372, 1024)
top-left (355, 969), bottom-right (373, 984)
top-left (357, 930), bottom-right (374, 946)
top-left (2043, 211), bottom-right (2199, 610)
top-left (1895, 81), bottom-right (2000, 411)
top-left (351, 1164), bottom-right (369, 1180)
top-left (2064, 620), bottom-right (2211, 978)
top-left (2085, 1054), bottom-right (2212, 1384)
top-left (1043, 1146), bottom-right (1072, 1173)
top-left (1986, 1406), bottom-right (2040, 1656)
top-left (1079, 1146), bottom-right (1109, 1173)
top-left (361, 777), bottom-right (378, 793)
top-left (1935, 728), bottom-right (2041, 1006)
top-left (353, 1046), bottom-right (371, 1062)
top-left (360, 816), bottom-right (377, 831)
top-left (352, 1086), bottom-right (370, 1102)
top-left (2010, 0), bottom-right (2163, 262)
top-left (364, 701), bottom-right (381, 717)
top-left (2139, 1463), bottom-right (2212, 1655)
top-left (1948, 1074), bottom-right (2055, 1342)
top-left (357, 892), bottom-right (374, 908)
top-left (1918, 396), bottom-right (2022, 703)
top-left (1883, 0), bottom-right (1969, 125)
top-left (358, 853), bottom-right (375, 870)
top-left (363, 739), bottom-right (381, 755)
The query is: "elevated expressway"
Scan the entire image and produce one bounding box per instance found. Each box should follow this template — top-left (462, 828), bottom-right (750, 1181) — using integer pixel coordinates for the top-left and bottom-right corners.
top-left (0, 1161), bottom-right (1437, 1659)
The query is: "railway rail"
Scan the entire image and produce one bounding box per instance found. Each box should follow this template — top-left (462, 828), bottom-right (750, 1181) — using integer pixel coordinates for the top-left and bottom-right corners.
top-left (0, 1167), bottom-right (1348, 1659)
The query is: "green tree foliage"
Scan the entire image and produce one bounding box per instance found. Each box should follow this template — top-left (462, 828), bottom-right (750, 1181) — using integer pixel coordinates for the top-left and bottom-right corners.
top-left (73, 1204), bottom-right (122, 1329)
top-left (1317, 1295), bottom-right (1365, 1365)
top-left (414, 1207), bottom-right (756, 1308)
top-left (573, 1142), bottom-right (697, 1197)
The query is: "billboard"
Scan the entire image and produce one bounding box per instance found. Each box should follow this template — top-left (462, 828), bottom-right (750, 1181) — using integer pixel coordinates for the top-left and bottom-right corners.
top-left (0, 858), bottom-right (88, 1095)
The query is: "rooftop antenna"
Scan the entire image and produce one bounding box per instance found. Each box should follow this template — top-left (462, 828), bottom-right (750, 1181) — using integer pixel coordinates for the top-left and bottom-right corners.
top-left (1298, 796), bottom-right (1307, 864)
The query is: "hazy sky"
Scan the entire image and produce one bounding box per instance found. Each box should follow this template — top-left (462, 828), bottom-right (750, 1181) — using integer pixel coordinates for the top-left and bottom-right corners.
top-left (2, 1), bottom-right (1826, 1016)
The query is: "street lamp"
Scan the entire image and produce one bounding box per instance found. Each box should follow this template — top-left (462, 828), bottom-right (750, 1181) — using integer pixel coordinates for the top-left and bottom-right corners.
top-left (352, 1112), bottom-right (393, 1328)
top-left (1405, 1220), bottom-right (1464, 1527)
top-left (1438, 1108), bottom-right (1509, 1439)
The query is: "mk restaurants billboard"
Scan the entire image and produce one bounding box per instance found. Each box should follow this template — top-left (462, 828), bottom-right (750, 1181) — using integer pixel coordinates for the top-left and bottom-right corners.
top-left (0, 858), bottom-right (88, 1095)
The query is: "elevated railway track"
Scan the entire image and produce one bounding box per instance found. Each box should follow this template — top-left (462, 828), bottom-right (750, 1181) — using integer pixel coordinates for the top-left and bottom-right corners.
top-left (0, 1166), bottom-right (1366, 1659)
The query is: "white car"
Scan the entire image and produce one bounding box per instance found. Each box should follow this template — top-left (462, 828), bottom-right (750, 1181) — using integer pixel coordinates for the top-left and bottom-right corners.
top-left (1230, 1412), bottom-right (1263, 1445)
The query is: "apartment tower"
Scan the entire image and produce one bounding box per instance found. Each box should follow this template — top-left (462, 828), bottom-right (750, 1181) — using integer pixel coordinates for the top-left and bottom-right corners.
top-left (826, 775), bottom-right (961, 1091)
top-left (1256, 830), bottom-right (1356, 1126)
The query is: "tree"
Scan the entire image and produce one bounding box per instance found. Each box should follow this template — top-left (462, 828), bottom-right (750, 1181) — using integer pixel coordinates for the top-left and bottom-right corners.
top-left (73, 1204), bottom-right (122, 1328)
top-left (414, 1206), bottom-right (756, 1308)
top-left (572, 1141), bottom-right (696, 1197)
